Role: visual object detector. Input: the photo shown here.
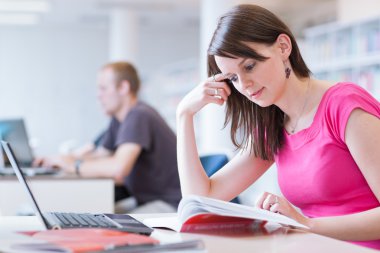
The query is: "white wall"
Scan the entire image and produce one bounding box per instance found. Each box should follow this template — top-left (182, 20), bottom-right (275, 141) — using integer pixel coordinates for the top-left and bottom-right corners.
top-left (0, 20), bottom-right (200, 156)
top-left (137, 22), bottom-right (200, 79)
top-left (337, 0), bottom-right (380, 22)
top-left (0, 25), bottom-right (109, 155)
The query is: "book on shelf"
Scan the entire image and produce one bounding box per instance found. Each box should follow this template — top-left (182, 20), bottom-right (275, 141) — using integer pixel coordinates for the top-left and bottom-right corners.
top-left (143, 195), bottom-right (308, 233)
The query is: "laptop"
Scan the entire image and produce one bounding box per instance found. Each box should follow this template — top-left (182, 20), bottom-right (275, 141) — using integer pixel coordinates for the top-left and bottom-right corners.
top-left (0, 118), bottom-right (55, 176)
top-left (1, 141), bottom-right (154, 235)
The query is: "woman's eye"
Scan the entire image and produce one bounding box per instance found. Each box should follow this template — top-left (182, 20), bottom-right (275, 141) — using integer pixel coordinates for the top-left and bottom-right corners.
top-left (245, 63), bottom-right (256, 71)
top-left (229, 75), bottom-right (238, 82)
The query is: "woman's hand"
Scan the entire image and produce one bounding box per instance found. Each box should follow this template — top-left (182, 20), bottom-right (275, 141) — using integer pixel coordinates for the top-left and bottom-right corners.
top-left (176, 73), bottom-right (232, 117)
top-left (256, 192), bottom-right (310, 227)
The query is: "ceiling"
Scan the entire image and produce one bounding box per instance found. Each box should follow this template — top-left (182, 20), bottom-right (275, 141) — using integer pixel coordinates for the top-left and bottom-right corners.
top-left (37, 0), bottom-right (200, 27)
top-left (0, 0), bottom-right (337, 37)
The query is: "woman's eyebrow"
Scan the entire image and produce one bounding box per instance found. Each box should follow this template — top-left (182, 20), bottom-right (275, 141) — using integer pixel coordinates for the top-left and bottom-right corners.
top-left (220, 58), bottom-right (249, 77)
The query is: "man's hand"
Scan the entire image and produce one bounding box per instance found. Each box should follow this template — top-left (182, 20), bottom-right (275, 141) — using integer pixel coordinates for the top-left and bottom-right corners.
top-left (33, 155), bottom-right (76, 174)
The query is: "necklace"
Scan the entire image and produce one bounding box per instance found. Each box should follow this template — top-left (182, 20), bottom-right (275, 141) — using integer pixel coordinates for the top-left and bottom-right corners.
top-left (286, 78), bottom-right (312, 134)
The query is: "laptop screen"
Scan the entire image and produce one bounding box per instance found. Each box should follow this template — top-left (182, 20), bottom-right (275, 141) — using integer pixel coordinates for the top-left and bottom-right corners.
top-left (0, 119), bottom-right (34, 167)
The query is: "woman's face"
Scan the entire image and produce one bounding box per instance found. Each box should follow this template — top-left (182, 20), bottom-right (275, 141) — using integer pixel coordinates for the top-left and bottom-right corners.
top-left (214, 42), bottom-right (287, 107)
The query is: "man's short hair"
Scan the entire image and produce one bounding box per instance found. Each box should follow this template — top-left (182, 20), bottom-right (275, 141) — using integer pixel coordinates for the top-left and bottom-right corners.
top-left (103, 61), bottom-right (141, 95)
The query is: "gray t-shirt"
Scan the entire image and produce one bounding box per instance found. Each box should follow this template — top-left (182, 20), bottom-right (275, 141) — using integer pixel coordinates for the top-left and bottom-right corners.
top-left (101, 101), bottom-right (181, 207)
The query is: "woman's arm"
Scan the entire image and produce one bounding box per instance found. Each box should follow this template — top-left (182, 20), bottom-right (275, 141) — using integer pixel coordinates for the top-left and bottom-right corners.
top-left (306, 109), bottom-right (380, 241)
top-left (263, 109), bottom-right (380, 241)
top-left (176, 75), bottom-right (273, 200)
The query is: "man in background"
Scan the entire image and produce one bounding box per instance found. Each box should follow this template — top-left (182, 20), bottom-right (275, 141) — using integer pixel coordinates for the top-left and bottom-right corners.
top-left (36, 61), bottom-right (181, 213)
top-left (68, 130), bottom-right (132, 205)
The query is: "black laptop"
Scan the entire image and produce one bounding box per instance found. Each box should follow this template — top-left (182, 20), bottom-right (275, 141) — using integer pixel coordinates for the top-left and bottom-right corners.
top-left (1, 140), bottom-right (153, 235)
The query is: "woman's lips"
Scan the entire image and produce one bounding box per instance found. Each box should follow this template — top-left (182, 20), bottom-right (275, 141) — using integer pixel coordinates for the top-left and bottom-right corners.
top-left (250, 87), bottom-right (264, 99)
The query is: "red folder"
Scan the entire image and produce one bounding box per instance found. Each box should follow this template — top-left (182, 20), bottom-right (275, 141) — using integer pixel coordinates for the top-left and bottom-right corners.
top-left (20, 228), bottom-right (159, 253)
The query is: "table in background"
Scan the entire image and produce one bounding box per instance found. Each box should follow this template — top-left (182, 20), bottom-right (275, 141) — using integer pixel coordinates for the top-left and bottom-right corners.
top-left (0, 174), bottom-right (114, 215)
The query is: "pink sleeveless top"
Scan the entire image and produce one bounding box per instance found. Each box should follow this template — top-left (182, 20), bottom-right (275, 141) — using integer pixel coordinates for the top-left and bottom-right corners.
top-left (275, 83), bottom-right (380, 249)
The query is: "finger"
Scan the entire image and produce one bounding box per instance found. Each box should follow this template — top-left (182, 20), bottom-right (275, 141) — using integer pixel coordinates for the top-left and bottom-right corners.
top-left (206, 87), bottom-right (218, 96)
top-left (269, 203), bottom-right (280, 213)
top-left (263, 194), bottom-right (278, 210)
top-left (255, 192), bottom-right (270, 209)
top-left (208, 73), bottom-right (225, 82)
top-left (42, 159), bottom-right (58, 169)
top-left (212, 74), bottom-right (232, 95)
top-left (41, 161), bottom-right (50, 168)
top-left (206, 85), bottom-right (230, 100)
top-left (224, 84), bottom-right (232, 96)
top-left (215, 88), bottom-right (229, 101)
top-left (213, 73), bottom-right (224, 82)
top-left (32, 158), bottom-right (42, 167)
top-left (206, 88), bottom-right (228, 102)
top-left (209, 96), bottom-right (225, 106)
top-left (262, 195), bottom-right (273, 210)
top-left (207, 74), bottom-right (217, 83)
top-left (205, 81), bottom-right (232, 96)
top-left (207, 74), bottom-right (230, 87)
top-left (43, 160), bottom-right (53, 168)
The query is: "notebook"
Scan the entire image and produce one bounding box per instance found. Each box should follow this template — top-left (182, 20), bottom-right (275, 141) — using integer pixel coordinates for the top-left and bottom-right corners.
top-left (1, 141), bottom-right (154, 235)
top-left (0, 118), bottom-right (55, 176)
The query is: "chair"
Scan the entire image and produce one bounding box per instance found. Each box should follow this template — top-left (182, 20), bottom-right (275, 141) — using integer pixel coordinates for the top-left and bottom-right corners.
top-left (200, 154), bottom-right (229, 177)
top-left (200, 154), bottom-right (240, 204)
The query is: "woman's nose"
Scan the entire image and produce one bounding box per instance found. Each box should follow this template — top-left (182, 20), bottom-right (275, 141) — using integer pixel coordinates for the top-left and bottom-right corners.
top-left (239, 77), bottom-right (253, 90)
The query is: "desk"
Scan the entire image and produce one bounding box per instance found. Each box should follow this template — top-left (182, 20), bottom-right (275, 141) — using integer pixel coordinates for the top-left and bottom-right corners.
top-left (0, 215), bottom-right (377, 253)
top-left (0, 174), bottom-right (114, 215)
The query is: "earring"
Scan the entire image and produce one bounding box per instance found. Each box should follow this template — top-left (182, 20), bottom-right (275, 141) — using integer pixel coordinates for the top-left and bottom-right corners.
top-left (285, 67), bottom-right (291, 79)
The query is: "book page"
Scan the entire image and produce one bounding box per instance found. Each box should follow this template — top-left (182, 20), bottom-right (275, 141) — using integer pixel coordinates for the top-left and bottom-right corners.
top-left (180, 195), bottom-right (308, 229)
top-left (179, 202), bottom-right (214, 223)
top-left (143, 216), bottom-right (182, 232)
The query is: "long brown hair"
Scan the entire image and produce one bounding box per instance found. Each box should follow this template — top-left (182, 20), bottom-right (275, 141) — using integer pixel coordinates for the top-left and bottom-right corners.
top-left (207, 4), bottom-right (311, 160)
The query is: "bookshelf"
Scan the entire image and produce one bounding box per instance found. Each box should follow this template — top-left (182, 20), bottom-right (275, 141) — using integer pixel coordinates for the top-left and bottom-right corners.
top-left (304, 16), bottom-right (380, 99)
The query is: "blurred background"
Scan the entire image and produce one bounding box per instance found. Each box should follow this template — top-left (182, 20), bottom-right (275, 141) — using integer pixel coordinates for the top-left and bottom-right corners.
top-left (0, 0), bottom-right (379, 204)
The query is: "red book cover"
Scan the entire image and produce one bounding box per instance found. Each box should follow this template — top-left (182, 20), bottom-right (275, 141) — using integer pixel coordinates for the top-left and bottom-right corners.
top-left (20, 228), bottom-right (159, 253)
top-left (181, 213), bottom-right (267, 234)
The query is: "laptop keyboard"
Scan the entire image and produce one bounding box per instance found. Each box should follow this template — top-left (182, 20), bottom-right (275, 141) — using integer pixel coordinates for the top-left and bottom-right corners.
top-left (50, 212), bottom-right (118, 228)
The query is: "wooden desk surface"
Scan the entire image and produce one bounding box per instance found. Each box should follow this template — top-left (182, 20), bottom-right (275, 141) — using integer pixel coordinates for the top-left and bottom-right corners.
top-left (0, 215), bottom-right (377, 253)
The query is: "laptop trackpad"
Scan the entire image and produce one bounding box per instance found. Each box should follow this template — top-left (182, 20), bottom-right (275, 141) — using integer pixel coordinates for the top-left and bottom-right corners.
top-left (104, 213), bottom-right (153, 234)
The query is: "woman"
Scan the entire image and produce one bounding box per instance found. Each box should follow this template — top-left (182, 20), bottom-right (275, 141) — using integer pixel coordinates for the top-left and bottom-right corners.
top-left (176, 4), bottom-right (380, 249)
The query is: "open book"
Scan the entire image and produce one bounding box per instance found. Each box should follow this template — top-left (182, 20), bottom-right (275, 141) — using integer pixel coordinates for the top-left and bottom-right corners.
top-left (144, 195), bottom-right (308, 233)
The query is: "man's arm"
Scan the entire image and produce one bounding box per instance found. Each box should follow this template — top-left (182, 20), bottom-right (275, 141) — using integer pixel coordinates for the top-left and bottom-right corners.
top-left (75, 143), bottom-right (142, 184)
top-left (68, 143), bottom-right (110, 160)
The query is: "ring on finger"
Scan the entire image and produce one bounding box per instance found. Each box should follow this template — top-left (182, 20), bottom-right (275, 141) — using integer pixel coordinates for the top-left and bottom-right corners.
top-left (214, 88), bottom-right (218, 96)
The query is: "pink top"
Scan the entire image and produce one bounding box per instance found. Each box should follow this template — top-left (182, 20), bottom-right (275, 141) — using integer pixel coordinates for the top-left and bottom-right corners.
top-left (275, 82), bottom-right (380, 249)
